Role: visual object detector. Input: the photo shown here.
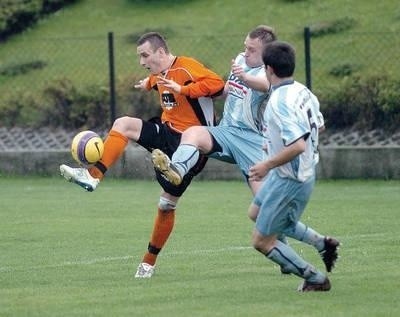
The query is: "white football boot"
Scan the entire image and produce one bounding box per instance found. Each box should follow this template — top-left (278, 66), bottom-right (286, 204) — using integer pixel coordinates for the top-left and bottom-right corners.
top-left (135, 262), bottom-right (155, 278)
top-left (59, 164), bottom-right (100, 192)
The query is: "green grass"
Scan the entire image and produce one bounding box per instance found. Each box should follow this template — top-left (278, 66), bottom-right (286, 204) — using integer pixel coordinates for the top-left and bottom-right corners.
top-left (1, 177), bottom-right (399, 316)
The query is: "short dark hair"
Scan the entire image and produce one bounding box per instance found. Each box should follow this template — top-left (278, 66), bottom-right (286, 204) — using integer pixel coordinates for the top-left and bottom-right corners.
top-left (137, 32), bottom-right (169, 53)
top-left (262, 41), bottom-right (296, 77)
top-left (248, 25), bottom-right (277, 45)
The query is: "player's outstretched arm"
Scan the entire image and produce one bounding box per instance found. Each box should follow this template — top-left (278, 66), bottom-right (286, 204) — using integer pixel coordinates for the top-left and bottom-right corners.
top-left (231, 60), bottom-right (270, 92)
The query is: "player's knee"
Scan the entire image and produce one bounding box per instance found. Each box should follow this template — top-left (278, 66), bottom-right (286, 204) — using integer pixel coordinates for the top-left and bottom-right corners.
top-left (248, 204), bottom-right (259, 222)
top-left (182, 126), bottom-right (204, 142)
top-left (182, 126), bottom-right (212, 153)
top-left (112, 116), bottom-right (128, 130)
top-left (158, 196), bottom-right (177, 211)
top-left (112, 116), bottom-right (141, 139)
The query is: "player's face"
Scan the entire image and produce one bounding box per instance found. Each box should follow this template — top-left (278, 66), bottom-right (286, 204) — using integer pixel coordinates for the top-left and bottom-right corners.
top-left (137, 41), bottom-right (164, 74)
top-left (243, 36), bottom-right (263, 68)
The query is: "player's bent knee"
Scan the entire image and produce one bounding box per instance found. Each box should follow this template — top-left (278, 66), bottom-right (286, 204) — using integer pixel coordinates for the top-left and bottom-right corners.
top-left (181, 126), bottom-right (206, 142)
top-left (248, 204), bottom-right (259, 222)
top-left (158, 196), bottom-right (177, 211)
top-left (112, 116), bottom-right (128, 129)
top-left (181, 126), bottom-right (213, 152)
top-left (112, 116), bottom-right (142, 139)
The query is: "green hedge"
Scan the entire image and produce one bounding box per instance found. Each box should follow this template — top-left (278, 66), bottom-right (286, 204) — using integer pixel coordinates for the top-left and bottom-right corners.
top-left (320, 76), bottom-right (400, 133)
top-left (0, 0), bottom-right (78, 41)
top-left (1, 74), bottom-right (399, 134)
top-left (0, 75), bottom-right (160, 130)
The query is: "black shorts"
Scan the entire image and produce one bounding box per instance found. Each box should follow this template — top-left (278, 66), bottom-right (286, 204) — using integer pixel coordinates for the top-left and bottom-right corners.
top-left (137, 117), bottom-right (208, 197)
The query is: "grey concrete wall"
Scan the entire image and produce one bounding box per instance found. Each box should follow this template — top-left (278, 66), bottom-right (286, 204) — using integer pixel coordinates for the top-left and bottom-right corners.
top-left (0, 144), bottom-right (399, 179)
top-left (317, 146), bottom-right (400, 179)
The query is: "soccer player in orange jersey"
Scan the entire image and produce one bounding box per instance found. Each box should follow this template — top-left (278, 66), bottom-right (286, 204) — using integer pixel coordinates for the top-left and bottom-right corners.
top-left (60, 32), bottom-right (224, 278)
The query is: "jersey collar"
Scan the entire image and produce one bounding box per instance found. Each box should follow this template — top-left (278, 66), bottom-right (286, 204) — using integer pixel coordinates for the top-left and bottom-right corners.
top-left (271, 79), bottom-right (294, 91)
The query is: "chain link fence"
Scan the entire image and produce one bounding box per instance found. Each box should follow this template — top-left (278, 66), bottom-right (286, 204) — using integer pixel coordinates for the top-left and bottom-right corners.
top-left (0, 30), bottom-right (398, 122)
top-left (307, 31), bottom-right (399, 92)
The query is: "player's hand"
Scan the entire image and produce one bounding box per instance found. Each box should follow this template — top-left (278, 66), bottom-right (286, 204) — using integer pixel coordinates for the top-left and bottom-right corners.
top-left (231, 59), bottom-right (247, 81)
top-left (157, 76), bottom-right (182, 94)
top-left (134, 77), bottom-right (149, 90)
top-left (248, 161), bottom-right (270, 181)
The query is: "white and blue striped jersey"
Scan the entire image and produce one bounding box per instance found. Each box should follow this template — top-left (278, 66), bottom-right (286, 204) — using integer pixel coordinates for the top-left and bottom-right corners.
top-left (263, 80), bottom-right (324, 182)
top-left (218, 53), bottom-right (269, 133)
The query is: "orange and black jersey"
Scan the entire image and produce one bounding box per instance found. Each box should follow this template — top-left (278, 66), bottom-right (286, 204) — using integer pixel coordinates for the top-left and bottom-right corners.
top-left (146, 56), bottom-right (224, 133)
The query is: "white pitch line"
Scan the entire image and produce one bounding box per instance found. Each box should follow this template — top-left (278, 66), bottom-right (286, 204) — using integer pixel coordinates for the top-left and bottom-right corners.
top-left (0, 232), bottom-right (389, 274)
top-left (0, 246), bottom-right (251, 274)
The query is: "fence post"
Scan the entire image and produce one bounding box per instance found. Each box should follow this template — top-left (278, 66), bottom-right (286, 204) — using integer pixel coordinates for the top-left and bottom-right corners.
top-left (304, 27), bottom-right (312, 90)
top-left (108, 31), bottom-right (116, 124)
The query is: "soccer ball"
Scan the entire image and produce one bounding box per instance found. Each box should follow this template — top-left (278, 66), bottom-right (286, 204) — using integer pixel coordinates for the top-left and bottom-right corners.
top-left (71, 130), bottom-right (104, 165)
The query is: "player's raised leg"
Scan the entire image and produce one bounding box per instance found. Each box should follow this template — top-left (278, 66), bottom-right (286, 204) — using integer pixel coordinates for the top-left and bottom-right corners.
top-left (60, 129), bottom-right (129, 192)
top-left (152, 126), bottom-right (213, 185)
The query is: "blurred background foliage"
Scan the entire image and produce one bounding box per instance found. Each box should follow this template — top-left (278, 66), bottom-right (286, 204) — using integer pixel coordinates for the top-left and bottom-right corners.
top-left (0, 0), bottom-right (399, 133)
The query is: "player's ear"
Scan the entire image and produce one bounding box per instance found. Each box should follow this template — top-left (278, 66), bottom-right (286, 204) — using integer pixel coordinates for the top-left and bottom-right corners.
top-left (268, 65), bottom-right (276, 76)
top-left (157, 47), bottom-right (167, 56)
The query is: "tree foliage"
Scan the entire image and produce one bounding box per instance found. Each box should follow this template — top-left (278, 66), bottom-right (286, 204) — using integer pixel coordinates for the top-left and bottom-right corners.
top-left (0, 0), bottom-right (79, 41)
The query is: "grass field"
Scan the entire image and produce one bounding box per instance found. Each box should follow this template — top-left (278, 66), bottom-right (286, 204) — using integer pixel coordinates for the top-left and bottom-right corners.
top-left (1, 177), bottom-right (399, 316)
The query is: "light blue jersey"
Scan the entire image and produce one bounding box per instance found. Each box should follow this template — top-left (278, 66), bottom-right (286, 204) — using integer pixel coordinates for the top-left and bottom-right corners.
top-left (254, 80), bottom-right (322, 235)
top-left (207, 53), bottom-right (270, 177)
top-left (218, 53), bottom-right (269, 133)
top-left (263, 80), bottom-right (324, 182)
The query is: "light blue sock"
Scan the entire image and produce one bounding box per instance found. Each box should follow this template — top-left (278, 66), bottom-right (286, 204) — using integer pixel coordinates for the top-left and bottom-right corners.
top-left (171, 144), bottom-right (199, 177)
top-left (266, 240), bottom-right (326, 283)
top-left (285, 222), bottom-right (325, 252)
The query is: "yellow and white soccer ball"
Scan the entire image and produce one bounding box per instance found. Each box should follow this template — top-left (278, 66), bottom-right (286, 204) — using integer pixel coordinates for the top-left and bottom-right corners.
top-left (71, 130), bottom-right (104, 165)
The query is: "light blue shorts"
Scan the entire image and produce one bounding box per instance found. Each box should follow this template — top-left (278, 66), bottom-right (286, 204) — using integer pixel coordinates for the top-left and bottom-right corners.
top-left (254, 169), bottom-right (315, 236)
top-left (206, 126), bottom-right (267, 177)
